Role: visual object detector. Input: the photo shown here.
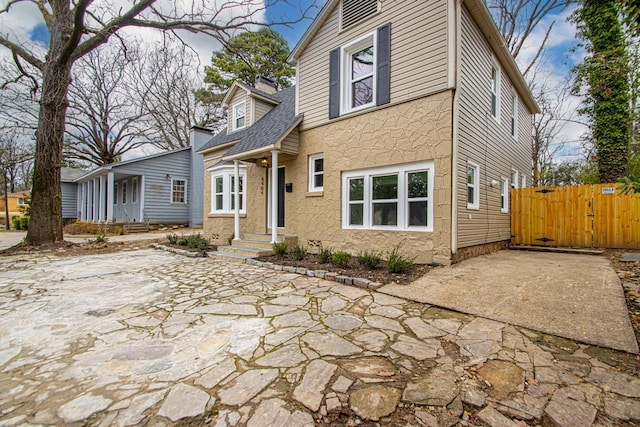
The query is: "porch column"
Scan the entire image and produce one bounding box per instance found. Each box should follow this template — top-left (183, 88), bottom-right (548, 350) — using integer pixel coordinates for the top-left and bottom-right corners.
top-left (139, 176), bottom-right (145, 224)
top-left (98, 175), bottom-right (106, 223)
top-left (80, 183), bottom-right (85, 221)
top-left (106, 172), bottom-right (114, 222)
top-left (233, 160), bottom-right (241, 241)
top-left (270, 150), bottom-right (279, 244)
top-left (92, 178), bottom-right (98, 222)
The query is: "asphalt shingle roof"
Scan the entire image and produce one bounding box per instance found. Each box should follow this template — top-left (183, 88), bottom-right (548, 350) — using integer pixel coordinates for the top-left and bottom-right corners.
top-left (198, 86), bottom-right (301, 157)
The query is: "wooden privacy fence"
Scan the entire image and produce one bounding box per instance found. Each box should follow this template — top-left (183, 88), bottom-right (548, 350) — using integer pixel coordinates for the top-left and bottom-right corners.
top-left (511, 183), bottom-right (640, 249)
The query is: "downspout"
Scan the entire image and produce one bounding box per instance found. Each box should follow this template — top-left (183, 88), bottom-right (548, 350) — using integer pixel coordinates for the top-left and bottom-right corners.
top-left (450, 0), bottom-right (462, 259)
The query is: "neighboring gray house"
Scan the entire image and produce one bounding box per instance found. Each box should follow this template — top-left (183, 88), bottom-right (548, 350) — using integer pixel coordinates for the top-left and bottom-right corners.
top-left (72, 127), bottom-right (211, 227)
top-left (61, 167), bottom-right (86, 222)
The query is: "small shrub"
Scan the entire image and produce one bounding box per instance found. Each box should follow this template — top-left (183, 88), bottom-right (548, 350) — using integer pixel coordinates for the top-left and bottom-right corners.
top-left (291, 245), bottom-right (307, 261)
top-left (386, 244), bottom-right (416, 273)
top-left (183, 233), bottom-right (209, 249)
top-left (20, 216), bottom-right (29, 230)
top-left (166, 232), bottom-right (179, 244)
top-left (356, 250), bottom-right (382, 270)
top-left (332, 251), bottom-right (351, 268)
top-left (177, 234), bottom-right (189, 246)
top-left (113, 226), bottom-right (125, 236)
top-left (272, 242), bottom-right (287, 255)
top-left (12, 217), bottom-right (21, 230)
top-left (94, 233), bottom-right (108, 244)
top-left (318, 246), bottom-right (333, 263)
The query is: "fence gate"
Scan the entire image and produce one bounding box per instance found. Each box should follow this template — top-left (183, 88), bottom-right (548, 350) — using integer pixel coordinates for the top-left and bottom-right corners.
top-left (511, 183), bottom-right (640, 249)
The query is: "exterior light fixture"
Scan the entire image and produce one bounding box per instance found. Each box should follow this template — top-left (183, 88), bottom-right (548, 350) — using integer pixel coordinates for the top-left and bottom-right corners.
top-left (260, 157), bottom-right (269, 168)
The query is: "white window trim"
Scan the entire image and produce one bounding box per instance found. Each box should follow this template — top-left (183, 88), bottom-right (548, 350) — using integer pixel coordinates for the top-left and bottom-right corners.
top-left (490, 59), bottom-right (501, 122)
top-left (511, 169), bottom-right (519, 190)
top-left (341, 161), bottom-right (434, 232)
top-left (17, 198), bottom-right (26, 205)
top-left (232, 101), bottom-right (246, 131)
top-left (114, 183), bottom-right (118, 206)
top-left (308, 153), bottom-right (324, 192)
top-left (121, 180), bottom-right (128, 205)
top-left (511, 92), bottom-right (518, 139)
top-left (467, 161), bottom-right (480, 210)
top-left (341, 31), bottom-right (377, 115)
top-left (521, 175), bottom-right (527, 188)
top-left (500, 177), bottom-right (509, 213)
top-left (132, 177), bottom-right (138, 204)
top-left (208, 165), bottom-right (247, 214)
top-left (170, 178), bottom-right (188, 204)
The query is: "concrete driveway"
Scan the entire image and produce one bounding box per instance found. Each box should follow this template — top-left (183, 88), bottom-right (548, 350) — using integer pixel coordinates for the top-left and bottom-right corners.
top-left (1, 249), bottom-right (639, 426)
top-left (381, 250), bottom-right (638, 354)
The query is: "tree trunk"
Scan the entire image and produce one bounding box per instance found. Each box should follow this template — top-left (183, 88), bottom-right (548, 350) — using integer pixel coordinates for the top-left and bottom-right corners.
top-left (26, 61), bottom-right (71, 244)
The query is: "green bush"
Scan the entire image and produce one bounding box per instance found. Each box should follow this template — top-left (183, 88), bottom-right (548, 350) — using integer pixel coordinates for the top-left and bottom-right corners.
top-left (318, 246), bottom-right (333, 263)
top-left (356, 250), bottom-right (382, 270)
top-left (20, 216), bottom-right (29, 230)
top-left (166, 232), bottom-right (179, 244)
top-left (291, 245), bottom-right (307, 261)
top-left (272, 242), bottom-right (288, 255)
top-left (332, 251), bottom-right (351, 268)
top-left (182, 233), bottom-right (209, 250)
top-left (12, 217), bottom-right (21, 230)
top-left (386, 244), bottom-right (416, 273)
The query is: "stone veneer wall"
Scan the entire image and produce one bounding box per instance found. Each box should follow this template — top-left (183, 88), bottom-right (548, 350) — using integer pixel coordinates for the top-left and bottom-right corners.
top-left (282, 90), bottom-right (454, 264)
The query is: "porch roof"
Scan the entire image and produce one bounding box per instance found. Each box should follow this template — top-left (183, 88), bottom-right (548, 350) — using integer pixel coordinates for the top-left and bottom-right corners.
top-left (197, 86), bottom-right (302, 158)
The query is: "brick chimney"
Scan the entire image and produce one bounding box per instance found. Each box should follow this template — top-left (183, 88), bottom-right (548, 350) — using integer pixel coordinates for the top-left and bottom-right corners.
top-left (255, 75), bottom-right (277, 94)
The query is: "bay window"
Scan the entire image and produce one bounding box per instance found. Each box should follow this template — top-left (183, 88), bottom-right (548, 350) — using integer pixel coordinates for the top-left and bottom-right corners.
top-left (210, 165), bottom-right (246, 214)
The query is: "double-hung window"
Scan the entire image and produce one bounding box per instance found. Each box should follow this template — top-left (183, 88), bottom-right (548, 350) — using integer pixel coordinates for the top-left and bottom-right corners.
top-left (210, 165), bottom-right (246, 214)
top-left (467, 162), bottom-right (479, 210)
top-left (232, 101), bottom-right (246, 131)
top-left (490, 62), bottom-right (500, 120)
top-left (122, 180), bottom-right (127, 204)
top-left (171, 179), bottom-right (187, 204)
top-left (511, 169), bottom-right (518, 190)
top-left (309, 154), bottom-right (324, 192)
top-left (342, 162), bottom-right (433, 231)
top-left (501, 177), bottom-right (509, 213)
top-left (343, 34), bottom-right (375, 112)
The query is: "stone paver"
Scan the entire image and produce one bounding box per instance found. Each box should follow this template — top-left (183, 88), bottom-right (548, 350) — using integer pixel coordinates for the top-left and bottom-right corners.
top-left (0, 248), bottom-right (639, 426)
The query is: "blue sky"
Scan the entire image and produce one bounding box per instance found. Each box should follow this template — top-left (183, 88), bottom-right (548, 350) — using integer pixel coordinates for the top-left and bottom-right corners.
top-left (265, 0), bottom-right (326, 50)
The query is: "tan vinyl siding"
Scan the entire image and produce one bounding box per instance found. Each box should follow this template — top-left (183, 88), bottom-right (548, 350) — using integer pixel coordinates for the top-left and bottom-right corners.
top-left (227, 91), bottom-right (248, 134)
top-left (253, 98), bottom-right (273, 124)
top-left (280, 128), bottom-right (300, 155)
top-left (297, 0), bottom-right (449, 131)
top-left (456, 5), bottom-right (531, 249)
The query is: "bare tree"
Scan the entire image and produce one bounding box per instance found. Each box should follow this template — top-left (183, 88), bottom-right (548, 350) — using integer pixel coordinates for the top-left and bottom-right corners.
top-left (65, 44), bottom-right (147, 166)
top-left (0, 132), bottom-right (34, 229)
top-left (0, 0), bottom-right (315, 245)
top-left (133, 39), bottom-right (224, 151)
top-left (487, 0), bottom-right (573, 77)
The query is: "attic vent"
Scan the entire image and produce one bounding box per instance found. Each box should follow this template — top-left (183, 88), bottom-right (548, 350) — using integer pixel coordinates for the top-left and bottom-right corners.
top-left (341, 0), bottom-right (378, 30)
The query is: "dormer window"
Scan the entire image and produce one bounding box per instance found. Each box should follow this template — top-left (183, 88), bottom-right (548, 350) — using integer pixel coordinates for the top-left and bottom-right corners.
top-left (232, 101), bottom-right (246, 131)
top-left (341, 0), bottom-right (379, 30)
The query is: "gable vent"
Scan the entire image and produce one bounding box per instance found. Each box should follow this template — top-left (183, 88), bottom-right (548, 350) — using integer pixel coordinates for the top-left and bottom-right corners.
top-left (341, 0), bottom-right (378, 30)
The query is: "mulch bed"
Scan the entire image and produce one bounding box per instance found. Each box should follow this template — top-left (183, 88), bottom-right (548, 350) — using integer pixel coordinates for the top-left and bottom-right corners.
top-left (256, 253), bottom-right (433, 286)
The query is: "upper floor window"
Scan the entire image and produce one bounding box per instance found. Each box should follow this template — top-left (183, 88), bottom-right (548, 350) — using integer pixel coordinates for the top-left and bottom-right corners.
top-left (309, 153), bottom-right (324, 192)
top-left (490, 63), bottom-right (500, 120)
top-left (341, 0), bottom-right (379, 30)
top-left (342, 162), bottom-right (433, 231)
top-left (511, 93), bottom-right (518, 138)
top-left (343, 33), bottom-right (375, 112)
top-left (232, 101), bottom-right (246, 131)
top-left (467, 162), bottom-right (479, 210)
top-left (171, 179), bottom-right (187, 204)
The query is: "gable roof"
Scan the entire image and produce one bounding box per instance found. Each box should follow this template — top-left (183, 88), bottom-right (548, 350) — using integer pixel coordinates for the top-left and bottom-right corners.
top-left (61, 167), bottom-right (87, 182)
top-left (222, 81), bottom-right (280, 107)
top-left (198, 86), bottom-right (302, 158)
top-left (288, 0), bottom-right (539, 114)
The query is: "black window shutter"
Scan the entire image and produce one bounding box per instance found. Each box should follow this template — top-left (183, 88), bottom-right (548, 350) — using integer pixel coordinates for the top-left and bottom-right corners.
top-left (376, 22), bottom-right (391, 106)
top-left (329, 48), bottom-right (341, 119)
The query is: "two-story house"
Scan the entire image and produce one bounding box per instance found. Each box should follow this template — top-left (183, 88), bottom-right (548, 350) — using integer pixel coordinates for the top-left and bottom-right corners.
top-left (197, 0), bottom-right (539, 264)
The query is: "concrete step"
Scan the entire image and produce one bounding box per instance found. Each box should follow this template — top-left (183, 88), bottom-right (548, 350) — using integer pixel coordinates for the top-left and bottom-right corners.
top-left (207, 251), bottom-right (252, 264)
top-left (217, 245), bottom-right (273, 257)
top-left (231, 239), bottom-right (275, 251)
top-left (125, 223), bottom-right (150, 234)
top-left (243, 233), bottom-right (298, 247)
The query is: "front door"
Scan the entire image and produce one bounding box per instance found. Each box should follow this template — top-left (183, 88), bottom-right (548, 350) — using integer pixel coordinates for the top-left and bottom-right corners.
top-left (277, 167), bottom-right (285, 228)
